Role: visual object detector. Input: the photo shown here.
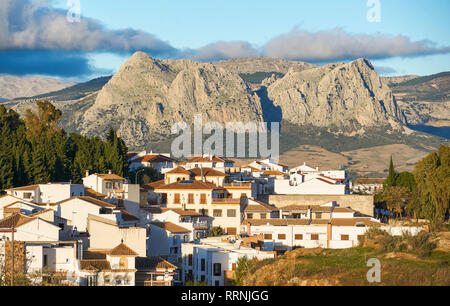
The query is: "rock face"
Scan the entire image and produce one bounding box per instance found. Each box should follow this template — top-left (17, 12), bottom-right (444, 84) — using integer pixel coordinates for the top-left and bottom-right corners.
top-left (80, 52), bottom-right (264, 148)
top-left (266, 58), bottom-right (406, 131)
top-left (214, 57), bottom-right (316, 75)
top-left (55, 53), bottom-right (411, 149)
top-left (0, 75), bottom-right (75, 100)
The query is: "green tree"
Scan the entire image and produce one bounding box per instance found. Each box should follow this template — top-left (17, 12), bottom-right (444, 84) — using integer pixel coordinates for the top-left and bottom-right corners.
top-left (414, 144), bottom-right (450, 230)
top-left (385, 156), bottom-right (398, 187)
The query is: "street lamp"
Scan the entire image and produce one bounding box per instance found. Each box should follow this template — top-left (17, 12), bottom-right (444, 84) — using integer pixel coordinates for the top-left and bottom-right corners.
top-left (135, 169), bottom-right (146, 186)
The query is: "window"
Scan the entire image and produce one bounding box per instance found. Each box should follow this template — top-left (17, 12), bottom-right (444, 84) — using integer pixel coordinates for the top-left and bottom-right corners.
top-left (188, 254), bottom-right (193, 266)
top-left (278, 234), bottom-right (286, 240)
top-left (200, 194), bottom-right (207, 204)
top-left (201, 259), bottom-right (206, 272)
top-left (87, 275), bottom-right (98, 286)
top-left (174, 193), bottom-right (181, 204)
top-left (247, 213), bottom-right (253, 219)
top-left (341, 235), bottom-right (350, 241)
top-left (24, 193), bottom-right (32, 199)
top-left (188, 194), bottom-right (194, 204)
top-left (213, 210), bottom-right (222, 217)
top-left (260, 213), bottom-right (267, 219)
top-left (161, 193), bottom-right (167, 205)
top-left (43, 255), bottom-right (48, 267)
top-left (213, 263), bottom-right (222, 276)
top-left (227, 209), bottom-right (236, 218)
top-left (311, 234), bottom-right (319, 241)
top-left (104, 275), bottom-right (111, 285)
top-left (173, 236), bottom-right (178, 245)
top-left (264, 234), bottom-right (272, 240)
top-left (295, 234), bottom-right (303, 240)
top-left (315, 213), bottom-right (322, 219)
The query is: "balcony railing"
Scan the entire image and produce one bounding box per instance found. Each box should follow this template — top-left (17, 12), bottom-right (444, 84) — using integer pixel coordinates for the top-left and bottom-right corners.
top-left (212, 198), bottom-right (241, 204)
top-left (223, 182), bottom-right (252, 188)
top-left (193, 221), bottom-right (209, 229)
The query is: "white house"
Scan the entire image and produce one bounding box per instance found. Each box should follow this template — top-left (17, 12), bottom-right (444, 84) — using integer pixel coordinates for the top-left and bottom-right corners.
top-left (6, 183), bottom-right (85, 204)
top-left (181, 237), bottom-right (275, 286)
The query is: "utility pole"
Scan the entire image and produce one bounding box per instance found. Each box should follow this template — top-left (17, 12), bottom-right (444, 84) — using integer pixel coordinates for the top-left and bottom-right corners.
top-left (11, 226), bottom-right (14, 287)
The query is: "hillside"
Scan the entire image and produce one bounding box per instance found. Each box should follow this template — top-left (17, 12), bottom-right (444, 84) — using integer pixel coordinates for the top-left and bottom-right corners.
top-left (238, 230), bottom-right (450, 286)
top-left (0, 75), bottom-right (75, 100)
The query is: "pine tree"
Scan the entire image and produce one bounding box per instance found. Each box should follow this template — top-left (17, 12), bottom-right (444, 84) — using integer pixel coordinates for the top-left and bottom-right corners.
top-left (385, 156), bottom-right (397, 187)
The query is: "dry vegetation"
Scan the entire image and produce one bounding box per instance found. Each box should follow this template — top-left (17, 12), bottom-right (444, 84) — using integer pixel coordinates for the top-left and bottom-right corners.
top-left (237, 228), bottom-right (450, 286)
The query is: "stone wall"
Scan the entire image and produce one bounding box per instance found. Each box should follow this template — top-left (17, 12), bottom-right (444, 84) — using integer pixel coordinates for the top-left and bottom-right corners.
top-left (266, 194), bottom-right (374, 217)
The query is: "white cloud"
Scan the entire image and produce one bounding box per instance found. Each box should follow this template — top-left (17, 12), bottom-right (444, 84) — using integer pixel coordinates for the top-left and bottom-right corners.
top-left (262, 28), bottom-right (450, 62)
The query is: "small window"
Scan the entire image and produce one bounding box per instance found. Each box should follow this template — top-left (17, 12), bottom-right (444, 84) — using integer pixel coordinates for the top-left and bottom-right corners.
top-left (311, 234), bottom-right (319, 241)
top-left (174, 193), bottom-right (181, 204)
top-left (213, 210), bottom-right (222, 217)
top-left (260, 213), bottom-right (267, 219)
top-left (161, 193), bottom-right (168, 205)
top-left (227, 209), bottom-right (236, 218)
top-left (201, 259), bottom-right (206, 272)
top-left (295, 234), bottom-right (303, 240)
top-left (213, 263), bottom-right (222, 276)
top-left (315, 213), bottom-right (322, 219)
top-left (264, 234), bottom-right (272, 240)
top-left (188, 254), bottom-right (193, 266)
top-left (341, 235), bottom-right (350, 241)
top-left (188, 194), bottom-right (194, 204)
top-left (247, 213), bottom-right (253, 219)
top-left (200, 194), bottom-right (207, 204)
top-left (278, 234), bottom-right (286, 240)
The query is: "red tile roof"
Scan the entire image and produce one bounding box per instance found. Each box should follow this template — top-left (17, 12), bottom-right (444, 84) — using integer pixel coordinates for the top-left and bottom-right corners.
top-left (110, 243), bottom-right (139, 256)
top-left (151, 222), bottom-right (191, 233)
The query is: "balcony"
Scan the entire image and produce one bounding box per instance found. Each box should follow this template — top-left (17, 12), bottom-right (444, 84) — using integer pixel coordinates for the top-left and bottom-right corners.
top-left (193, 221), bottom-right (209, 229)
top-left (223, 182), bottom-right (252, 189)
top-left (212, 198), bottom-right (241, 205)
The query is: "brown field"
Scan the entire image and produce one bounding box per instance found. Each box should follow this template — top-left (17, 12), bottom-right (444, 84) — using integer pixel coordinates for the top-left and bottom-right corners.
top-left (276, 144), bottom-right (432, 176)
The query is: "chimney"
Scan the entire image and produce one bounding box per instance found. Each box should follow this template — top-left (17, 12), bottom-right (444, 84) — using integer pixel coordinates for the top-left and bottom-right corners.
top-left (85, 170), bottom-right (90, 178)
top-left (327, 223), bottom-right (332, 249)
top-left (108, 170), bottom-right (112, 175)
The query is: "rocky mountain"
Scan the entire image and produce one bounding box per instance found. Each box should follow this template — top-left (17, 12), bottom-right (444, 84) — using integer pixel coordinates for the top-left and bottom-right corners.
top-left (214, 57), bottom-right (317, 75)
top-left (0, 75), bottom-right (75, 100)
top-left (8, 53), bottom-right (448, 154)
top-left (382, 75), bottom-right (419, 87)
top-left (78, 52), bottom-right (264, 148)
top-left (266, 58), bottom-right (406, 132)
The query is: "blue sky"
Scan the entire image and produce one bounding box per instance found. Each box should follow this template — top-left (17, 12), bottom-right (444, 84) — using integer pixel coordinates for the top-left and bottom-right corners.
top-left (2, 0), bottom-right (450, 80)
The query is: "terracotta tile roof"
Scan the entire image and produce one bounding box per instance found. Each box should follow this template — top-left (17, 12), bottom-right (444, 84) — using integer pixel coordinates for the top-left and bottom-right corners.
top-left (0, 213), bottom-right (36, 228)
top-left (166, 166), bottom-right (192, 175)
top-left (7, 185), bottom-right (39, 191)
top-left (133, 154), bottom-right (176, 164)
top-left (161, 208), bottom-right (202, 217)
top-left (110, 243), bottom-right (139, 256)
top-left (280, 205), bottom-right (309, 212)
top-left (243, 219), bottom-right (310, 226)
top-left (96, 173), bottom-right (125, 180)
top-left (80, 259), bottom-right (111, 271)
top-left (311, 206), bottom-right (332, 212)
top-left (151, 222), bottom-right (191, 233)
top-left (263, 170), bottom-right (287, 176)
top-left (142, 180), bottom-right (167, 191)
top-left (187, 156), bottom-right (234, 164)
top-left (244, 200), bottom-right (278, 212)
top-left (331, 218), bottom-right (381, 227)
top-left (332, 207), bottom-right (356, 213)
top-left (120, 210), bottom-right (140, 222)
top-left (189, 168), bottom-right (229, 177)
top-left (155, 180), bottom-right (223, 191)
top-left (57, 196), bottom-right (116, 209)
top-left (310, 219), bottom-right (331, 225)
top-left (316, 178), bottom-right (337, 185)
top-left (321, 175), bottom-right (345, 181)
top-left (135, 257), bottom-right (177, 271)
top-left (84, 187), bottom-right (106, 198)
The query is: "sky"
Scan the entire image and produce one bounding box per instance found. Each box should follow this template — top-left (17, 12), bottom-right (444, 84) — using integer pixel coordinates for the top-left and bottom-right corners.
top-left (1, 0), bottom-right (450, 81)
